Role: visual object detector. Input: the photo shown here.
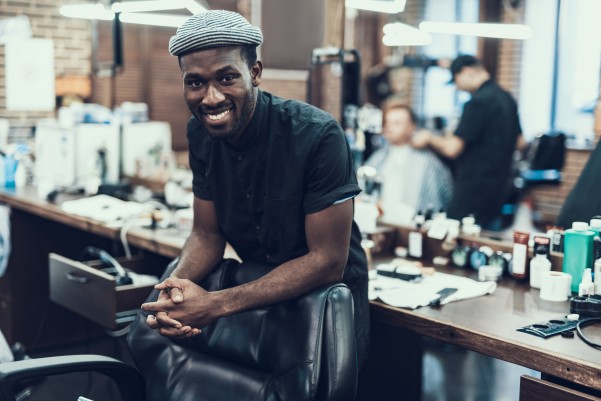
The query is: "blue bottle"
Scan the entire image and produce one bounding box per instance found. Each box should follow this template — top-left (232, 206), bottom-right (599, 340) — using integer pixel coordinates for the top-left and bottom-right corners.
top-left (562, 222), bottom-right (595, 293)
top-left (3, 155), bottom-right (17, 188)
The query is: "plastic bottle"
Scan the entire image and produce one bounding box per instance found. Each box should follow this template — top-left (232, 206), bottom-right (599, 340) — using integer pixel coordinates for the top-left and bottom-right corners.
top-left (441, 219), bottom-right (461, 251)
top-left (562, 222), bottom-right (595, 293)
top-left (3, 155), bottom-right (17, 188)
top-left (578, 268), bottom-right (594, 296)
top-left (590, 217), bottom-right (601, 260)
top-left (511, 230), bottom-right (530, 280)
top-left (589, 217), bottom-right (601, 237)
top-left (0, 155), bottom-right (4, 187)
top-left (461, 215), bottom-right (476, 235)
top-left (408, 212), bottom-right (424, 259)
top-left (594, 258), bottom-right (601, 295)
top-left (529, 248), bottom-right (551, 289)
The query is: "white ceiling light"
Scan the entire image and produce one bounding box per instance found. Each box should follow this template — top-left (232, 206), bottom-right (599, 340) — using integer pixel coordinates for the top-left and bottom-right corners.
top-left (382, 22), bottom-right (432, 46)
top-left (111, 0), bottom-right (204, 14)
top-left (419, 21), bottom-right (533, 40)
top-left (59, 4), bottom-right (114, 20)
top-left (345, 0), bottom-right (406, 14)
top-left (119, 12), bottom-right (189, 28)
top-left (60, 1), bottom-right (207, 26)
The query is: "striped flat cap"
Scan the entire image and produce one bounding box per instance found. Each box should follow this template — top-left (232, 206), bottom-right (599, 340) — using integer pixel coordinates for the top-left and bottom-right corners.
top-left (169, 10), bottom-right (263, 56)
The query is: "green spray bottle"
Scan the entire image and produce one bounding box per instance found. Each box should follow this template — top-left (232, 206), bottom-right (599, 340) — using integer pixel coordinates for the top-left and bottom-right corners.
top-left (562, 222), bottom-right (595, 293)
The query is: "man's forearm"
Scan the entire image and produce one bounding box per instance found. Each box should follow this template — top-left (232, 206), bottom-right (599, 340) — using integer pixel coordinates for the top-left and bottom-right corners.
top-left (428, 134), bottom-right (463, 159)
top-left (171, 228), bottom-right (226, 282)
top-left (216, 250), bottom-right (344, 318)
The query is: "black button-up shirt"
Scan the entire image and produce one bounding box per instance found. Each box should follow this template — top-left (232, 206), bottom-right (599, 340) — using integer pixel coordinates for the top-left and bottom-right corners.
top-left (451, 80), bottom-right (521, 226)
top-left (188, 90), bottom-right (369, 364)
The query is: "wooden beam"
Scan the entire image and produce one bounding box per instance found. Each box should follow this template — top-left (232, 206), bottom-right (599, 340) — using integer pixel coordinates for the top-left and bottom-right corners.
top-left (324, 0), bottom-right (345, 48)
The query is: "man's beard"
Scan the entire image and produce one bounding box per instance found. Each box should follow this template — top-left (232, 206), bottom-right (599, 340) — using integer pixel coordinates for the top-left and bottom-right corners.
top-left (201, 89), bottom-right (256, 141)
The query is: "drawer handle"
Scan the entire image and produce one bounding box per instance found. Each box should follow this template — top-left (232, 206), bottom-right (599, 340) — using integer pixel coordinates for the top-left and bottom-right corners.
top-left (65, 272), bottom-right (90, 284)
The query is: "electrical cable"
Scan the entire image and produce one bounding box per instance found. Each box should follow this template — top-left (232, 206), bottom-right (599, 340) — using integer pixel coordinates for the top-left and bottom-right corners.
top-left (576, 318), bottom-right (601, 349)
top-left (119, 200), bottom-right (172, 259)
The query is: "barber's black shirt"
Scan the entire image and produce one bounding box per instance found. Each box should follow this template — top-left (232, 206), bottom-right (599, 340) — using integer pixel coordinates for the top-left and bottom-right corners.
top-left (450, 80), bottom-right (521, 226)
top-left (187, 90), bottom-right (369, 364)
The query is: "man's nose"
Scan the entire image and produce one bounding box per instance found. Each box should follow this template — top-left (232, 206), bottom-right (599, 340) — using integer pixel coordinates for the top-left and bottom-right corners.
top-left (203, 85), bottom-right (225, 106)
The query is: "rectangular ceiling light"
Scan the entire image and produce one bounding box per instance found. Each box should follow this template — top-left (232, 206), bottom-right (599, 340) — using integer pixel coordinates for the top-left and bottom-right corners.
top-left (345, 0), bottom-right (406, 14)
top-left (59, 4), bottom-right (115, 20)
top-left (419, 21), bottom-right (533, 40)
top-left (111, 0), bottom-right (206, 14)
top-left (60, 1), bottom-right (206, 26)
top-left (118, 12), bottom-right (190, 28)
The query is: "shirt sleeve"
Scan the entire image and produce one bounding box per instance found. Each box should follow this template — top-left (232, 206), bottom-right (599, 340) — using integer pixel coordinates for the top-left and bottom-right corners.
top-left (454, 98), bottom-right (488, 146)
top-left (303, 121), bottom-right (362, 214)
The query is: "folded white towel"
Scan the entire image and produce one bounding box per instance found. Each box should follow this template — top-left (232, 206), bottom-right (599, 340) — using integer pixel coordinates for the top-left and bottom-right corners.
top-left (369, 270), bottom-right (497, 309)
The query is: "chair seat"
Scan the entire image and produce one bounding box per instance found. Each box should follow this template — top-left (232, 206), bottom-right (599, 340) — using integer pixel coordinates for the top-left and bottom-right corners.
top-left (146, 345), bottom-right (272, 401)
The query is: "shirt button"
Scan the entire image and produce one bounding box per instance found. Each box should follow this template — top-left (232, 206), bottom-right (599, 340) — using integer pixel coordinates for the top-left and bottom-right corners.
top-left (266, 254), bottom-right (271, 260)
top-left (245, 193), bottom-right (251, 199)
top-left (255, 224), bottom-right (261, 231)
top-left (234, 154), bottom-right (243, 161)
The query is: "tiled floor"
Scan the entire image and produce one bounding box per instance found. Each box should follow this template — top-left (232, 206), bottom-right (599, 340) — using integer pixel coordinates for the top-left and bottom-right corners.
top-left (422, 338), bottom-right (540, 401)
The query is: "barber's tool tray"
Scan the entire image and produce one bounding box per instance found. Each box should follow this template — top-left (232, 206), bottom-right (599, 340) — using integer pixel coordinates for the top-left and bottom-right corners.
top-left (49, 253), bottom-right (160, 329)
top-left (516, 317), bottom-right (578, 338)
top-left (570, 295), bottom-right (601, 317)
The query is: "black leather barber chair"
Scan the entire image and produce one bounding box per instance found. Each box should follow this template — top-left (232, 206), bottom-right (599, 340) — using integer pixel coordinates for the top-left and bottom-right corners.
top-left (0, 355), bottom-right (145, 401)
top-left (518, 132), bottom-right (566, 186)
top-left (0, 259), bottom-right (358, 401)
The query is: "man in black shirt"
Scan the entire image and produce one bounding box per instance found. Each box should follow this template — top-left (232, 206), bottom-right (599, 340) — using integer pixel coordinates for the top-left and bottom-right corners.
top-left (141, 10), bottom-right (369, 366)
top-left (412, 55), bottom-right (522, 228)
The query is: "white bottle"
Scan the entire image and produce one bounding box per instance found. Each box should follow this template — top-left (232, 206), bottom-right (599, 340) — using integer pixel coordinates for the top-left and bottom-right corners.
top-left (529, 249), bottom-right (551, 289)
top-left (408, 212), bottom-right (424, 259)
top-left (595, 258), bottom-right (601, 295)
top-left (579, 268), bottom-right (594, 296)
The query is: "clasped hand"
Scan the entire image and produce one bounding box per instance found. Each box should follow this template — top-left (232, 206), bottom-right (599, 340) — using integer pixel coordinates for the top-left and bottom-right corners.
top-left (141, 277), bottom-right (221, 339)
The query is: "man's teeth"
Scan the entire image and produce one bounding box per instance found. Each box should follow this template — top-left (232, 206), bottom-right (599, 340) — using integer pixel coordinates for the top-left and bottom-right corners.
top-left (206, 110), bottom-right (230, 121)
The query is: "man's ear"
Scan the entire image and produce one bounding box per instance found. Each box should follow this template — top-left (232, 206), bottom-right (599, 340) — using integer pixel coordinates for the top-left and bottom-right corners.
top-left (251, 60), bottom-right (263, 87)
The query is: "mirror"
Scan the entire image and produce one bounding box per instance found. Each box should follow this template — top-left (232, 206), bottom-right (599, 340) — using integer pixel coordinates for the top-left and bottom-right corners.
top-left (357, 0), bottom-right (601, 241)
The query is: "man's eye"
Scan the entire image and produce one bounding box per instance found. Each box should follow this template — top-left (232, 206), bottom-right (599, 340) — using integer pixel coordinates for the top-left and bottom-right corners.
top-left (187, 80), bottom-right (202, 88)
top-left (222, 75), bottom-right (235, 83)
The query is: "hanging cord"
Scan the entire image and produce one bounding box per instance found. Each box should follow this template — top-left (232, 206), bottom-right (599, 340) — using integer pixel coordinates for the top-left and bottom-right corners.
top-left (576, 318), bottom-right (601, 350)
top-left (119, 200), bottom-right (172, 259)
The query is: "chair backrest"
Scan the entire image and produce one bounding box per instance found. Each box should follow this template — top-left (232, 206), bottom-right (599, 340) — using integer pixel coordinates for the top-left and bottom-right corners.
top-left (127, 259), bottom-right (358, 401)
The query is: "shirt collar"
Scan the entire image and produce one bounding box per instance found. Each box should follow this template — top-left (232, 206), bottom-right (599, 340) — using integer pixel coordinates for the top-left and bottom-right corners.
top-left (477, 79), bottom-right (494, 93)
top-left (227, 89), bottom-right (268, 151)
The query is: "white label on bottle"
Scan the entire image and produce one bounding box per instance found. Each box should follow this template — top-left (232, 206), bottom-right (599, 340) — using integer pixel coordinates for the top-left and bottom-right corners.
top-left (513, 243), bottom-right (528, 274)
top-left (409, 231), bottom-right (423, 258)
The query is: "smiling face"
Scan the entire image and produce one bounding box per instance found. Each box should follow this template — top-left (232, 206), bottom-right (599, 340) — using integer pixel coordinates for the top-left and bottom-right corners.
top-left (180, 46), bottom-right (262, 143)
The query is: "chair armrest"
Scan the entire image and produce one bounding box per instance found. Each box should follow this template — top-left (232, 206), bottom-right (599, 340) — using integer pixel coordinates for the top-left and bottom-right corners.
top-left (0, 354), bottom-right (144, 401)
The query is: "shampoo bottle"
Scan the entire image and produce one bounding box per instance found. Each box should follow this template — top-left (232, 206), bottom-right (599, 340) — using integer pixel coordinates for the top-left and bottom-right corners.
top-left (563, 222), bottom-right (595, 293)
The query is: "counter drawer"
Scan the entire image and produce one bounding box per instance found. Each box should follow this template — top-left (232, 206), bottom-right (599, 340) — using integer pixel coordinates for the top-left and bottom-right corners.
top-left (49, 253), bottom-right (158, 330)
top-left (520, 375), bottom-right (601, 401)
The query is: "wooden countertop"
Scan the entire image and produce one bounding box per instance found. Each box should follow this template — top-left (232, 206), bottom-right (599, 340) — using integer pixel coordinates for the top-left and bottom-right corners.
top-left (370, 262), bottom-right (601, 391)
top-left (0, 186), bottom-right (187, 259)
top-left (2, 186), bottom-right (599, 391)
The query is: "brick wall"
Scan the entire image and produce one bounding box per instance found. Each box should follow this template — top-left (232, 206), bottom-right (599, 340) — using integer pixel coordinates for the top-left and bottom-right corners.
top-left (260, 69), bottom-right (308, 102)
top-left (0, 0), bottom-right (92, 128)
top-left (529, 149), bottom-right (590, 226)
